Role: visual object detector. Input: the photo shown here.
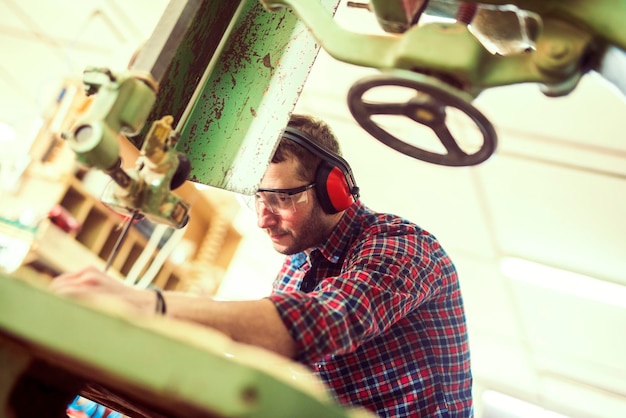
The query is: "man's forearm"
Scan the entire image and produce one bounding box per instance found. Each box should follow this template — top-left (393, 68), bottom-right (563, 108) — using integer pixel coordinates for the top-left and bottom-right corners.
top-left (160, 292), bottom-right (298, 359)
top-left (50, 265), bottom-right (297, 358)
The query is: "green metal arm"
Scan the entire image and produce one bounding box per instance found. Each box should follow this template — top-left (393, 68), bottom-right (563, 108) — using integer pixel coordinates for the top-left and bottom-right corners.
top-left (258, 0), bottom-right (624, 166)
top-left (260, 0), bottom-right (608, 96)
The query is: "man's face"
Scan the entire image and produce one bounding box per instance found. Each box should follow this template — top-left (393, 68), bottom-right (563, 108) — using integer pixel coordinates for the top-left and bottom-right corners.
top-left (256, 158), bottom-right (334, 255)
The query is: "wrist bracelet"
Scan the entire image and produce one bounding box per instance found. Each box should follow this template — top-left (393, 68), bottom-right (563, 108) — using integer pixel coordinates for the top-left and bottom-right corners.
top-left (148, 286), bottom-right (167, 315)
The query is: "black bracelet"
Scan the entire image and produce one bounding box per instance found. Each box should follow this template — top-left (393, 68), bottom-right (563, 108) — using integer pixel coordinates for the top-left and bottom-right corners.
top-left (148, 286), bottom-right (167, 315)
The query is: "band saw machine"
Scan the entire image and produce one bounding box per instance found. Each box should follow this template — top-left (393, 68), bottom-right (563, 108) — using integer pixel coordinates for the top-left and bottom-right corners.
top-left (1, 0), bottom-right (624, 417)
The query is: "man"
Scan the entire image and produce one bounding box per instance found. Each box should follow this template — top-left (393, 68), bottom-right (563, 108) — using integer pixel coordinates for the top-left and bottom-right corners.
top-left (52, 114), bottom-right (473, 417)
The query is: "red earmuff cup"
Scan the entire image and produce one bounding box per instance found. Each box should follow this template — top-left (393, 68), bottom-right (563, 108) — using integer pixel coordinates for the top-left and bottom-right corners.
top-left (326, 166), bottom-right (354, 212)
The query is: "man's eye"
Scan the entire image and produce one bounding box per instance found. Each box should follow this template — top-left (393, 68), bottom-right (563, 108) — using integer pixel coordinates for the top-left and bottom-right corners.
top-left (277, 194), bottom-right (290, 203)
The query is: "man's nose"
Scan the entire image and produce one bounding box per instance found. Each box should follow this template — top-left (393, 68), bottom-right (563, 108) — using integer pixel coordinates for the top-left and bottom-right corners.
top-left (257, 204), bottom-right (278, 228)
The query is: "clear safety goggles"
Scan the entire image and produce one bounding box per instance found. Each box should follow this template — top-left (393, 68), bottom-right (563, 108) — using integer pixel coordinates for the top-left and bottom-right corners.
top-left (254, 183), bottom-right (316, 214)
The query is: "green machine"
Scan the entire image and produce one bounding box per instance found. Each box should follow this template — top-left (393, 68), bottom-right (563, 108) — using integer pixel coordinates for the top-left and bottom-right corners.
top-left (54, 0), bottom-right (626, 211)
top-left (1, 0), bottom-right (625, 417)
top-left (262, 0), bottom-right (626, 167)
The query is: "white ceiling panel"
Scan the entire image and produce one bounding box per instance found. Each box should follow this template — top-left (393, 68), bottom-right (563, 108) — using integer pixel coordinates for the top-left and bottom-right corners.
top-left (538, 375), bottom-right (626, 418)
top-left (452, 254), bottom-right (522, 341)
top-left (512, 277), bottom-right (626, 394)
top-left (476, 72), bottom-right (626, 153)
top-left (469, 333), bottom-right (538, 398)
top-left (479, 155), bottom-right (626, 285)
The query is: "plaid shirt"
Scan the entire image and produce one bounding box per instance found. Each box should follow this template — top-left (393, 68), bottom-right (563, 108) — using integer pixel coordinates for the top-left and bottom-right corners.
top-left (268, 201), bottom-right (473, 417)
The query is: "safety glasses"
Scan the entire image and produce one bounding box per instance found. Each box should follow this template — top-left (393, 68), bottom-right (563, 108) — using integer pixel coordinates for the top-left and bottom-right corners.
top-left (254, 183), bottom-right (316, 214)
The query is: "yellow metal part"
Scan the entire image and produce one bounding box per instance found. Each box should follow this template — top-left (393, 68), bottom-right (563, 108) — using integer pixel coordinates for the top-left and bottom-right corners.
top-left (142, 115), bottom-right (175, 171)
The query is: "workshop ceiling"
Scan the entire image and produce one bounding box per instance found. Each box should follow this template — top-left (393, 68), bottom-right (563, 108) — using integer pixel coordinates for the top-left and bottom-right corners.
top-left (1, 1), bottom-right (625, 417)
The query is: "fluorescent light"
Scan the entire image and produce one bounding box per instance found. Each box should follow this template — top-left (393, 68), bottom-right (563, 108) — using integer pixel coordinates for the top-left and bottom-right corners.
top-left (0, 121), bottom-right (16, 142)
top-left (500, 257), bottom-right (626, 308)
top-left (482, 390), bottom-right (569, 418)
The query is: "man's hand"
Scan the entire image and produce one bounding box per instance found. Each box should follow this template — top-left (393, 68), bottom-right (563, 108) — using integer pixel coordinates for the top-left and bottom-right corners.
top-left (49, 266), bottom-right (154, 314)
top-left (49, 267), bottom-right (297, 358)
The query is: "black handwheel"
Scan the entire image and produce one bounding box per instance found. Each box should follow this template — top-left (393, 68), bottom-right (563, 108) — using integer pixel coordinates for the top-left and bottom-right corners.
top-left (347, 71), bottom-right (497, 166)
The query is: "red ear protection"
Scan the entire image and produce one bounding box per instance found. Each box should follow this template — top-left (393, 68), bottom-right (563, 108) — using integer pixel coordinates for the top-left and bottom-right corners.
top-left (283, 127), bottom-right (359, 214)
top-left (316, 163), bottom-right (356, 214)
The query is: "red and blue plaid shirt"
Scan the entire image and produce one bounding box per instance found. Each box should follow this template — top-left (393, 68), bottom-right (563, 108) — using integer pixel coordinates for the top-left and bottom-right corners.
top-left (268, 201), bottom-right (473, 417)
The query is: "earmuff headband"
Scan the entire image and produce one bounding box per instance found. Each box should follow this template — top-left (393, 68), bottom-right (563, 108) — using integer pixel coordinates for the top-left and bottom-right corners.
top-left (282, 127), bottom-right (360, 201)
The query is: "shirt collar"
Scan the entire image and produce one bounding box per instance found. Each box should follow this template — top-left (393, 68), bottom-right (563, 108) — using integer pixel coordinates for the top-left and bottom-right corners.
top-left (311, 201), bottom-right (365, 265)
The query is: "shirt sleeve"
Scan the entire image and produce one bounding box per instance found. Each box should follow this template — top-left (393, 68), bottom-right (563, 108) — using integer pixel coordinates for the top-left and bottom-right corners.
top-left (268, 228), bottom-right (454, 364)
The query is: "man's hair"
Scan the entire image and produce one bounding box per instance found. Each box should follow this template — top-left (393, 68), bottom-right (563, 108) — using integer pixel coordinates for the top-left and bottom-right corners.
top-left (272, 114), bottom-right (342, 182)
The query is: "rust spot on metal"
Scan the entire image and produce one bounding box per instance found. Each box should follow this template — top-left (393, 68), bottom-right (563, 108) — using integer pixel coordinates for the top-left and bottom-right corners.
top-left (250, 107), bottom-right (257, 117)
top-left (220, 13), bottom-right (259, 75)
top-left (138, 1), bottom-right (241, 148)
top-left (223, 166), bottom-right (235, 180)
top-left (275, 14), bottom-right (286, 30)
top-left (214, 96), bottom-right (225, 120)
top-left (188, 124), bottom-right (197, 145)
top-left (261, 53), bottom-right (274, 74)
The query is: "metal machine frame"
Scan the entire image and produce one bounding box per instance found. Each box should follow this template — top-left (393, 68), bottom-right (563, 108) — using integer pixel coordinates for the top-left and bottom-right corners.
top-left (259, 0), bottom-right (625, 166)
top-left (1, 1), bottom-right (624, 417)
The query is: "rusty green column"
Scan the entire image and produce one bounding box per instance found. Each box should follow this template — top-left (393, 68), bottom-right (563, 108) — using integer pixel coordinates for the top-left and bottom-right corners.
top-left (175, 0), bottom-right (340, 194)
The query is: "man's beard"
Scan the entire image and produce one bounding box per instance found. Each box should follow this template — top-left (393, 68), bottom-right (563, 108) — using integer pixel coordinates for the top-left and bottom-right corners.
top-left (275, 205), bottom-right (332, 255)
